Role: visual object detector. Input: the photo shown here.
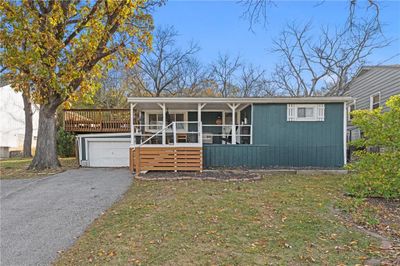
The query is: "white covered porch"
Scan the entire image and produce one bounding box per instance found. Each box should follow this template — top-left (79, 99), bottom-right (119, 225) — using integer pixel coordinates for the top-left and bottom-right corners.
top-left (128, 98), bottom-right (253, 148)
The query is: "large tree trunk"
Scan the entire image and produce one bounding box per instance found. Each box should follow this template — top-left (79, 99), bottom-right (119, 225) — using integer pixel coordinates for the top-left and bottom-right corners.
top-left (22, 92), bottom-right (33, 157)
top-left (29, 103), bottom-right (61, 170)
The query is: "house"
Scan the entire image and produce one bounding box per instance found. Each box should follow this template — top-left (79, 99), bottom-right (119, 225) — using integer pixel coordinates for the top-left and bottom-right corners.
top-left (0, 85), bottom-right (39, 158)
top-left (345, 65), bottom-right (400, 142)
top-left (69, 96), bottom-right (352, 172)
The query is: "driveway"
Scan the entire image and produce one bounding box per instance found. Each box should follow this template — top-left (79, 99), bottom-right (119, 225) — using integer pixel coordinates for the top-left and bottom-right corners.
top-left (0, 168), bottom-right (132, 266)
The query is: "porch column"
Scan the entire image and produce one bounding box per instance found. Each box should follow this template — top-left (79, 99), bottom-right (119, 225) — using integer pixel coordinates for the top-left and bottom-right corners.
top-left (130, 103), bottom-right (136, 145)
top-left (157, 103), bottom-right (166, 145)
top-left (198, 103), bottom-right (206, 145)
top-left (227, 103), bottom-right (239, 145)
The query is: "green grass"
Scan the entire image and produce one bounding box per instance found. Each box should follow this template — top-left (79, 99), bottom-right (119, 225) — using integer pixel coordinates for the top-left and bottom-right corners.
top-left (0, 157), bottom-right (78, 179)
top-left (56, 175), bottom-right (381, 265)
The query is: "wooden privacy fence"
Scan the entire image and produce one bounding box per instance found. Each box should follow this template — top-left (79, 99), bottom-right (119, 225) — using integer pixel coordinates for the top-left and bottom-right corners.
top-left (64, 109), bottom-right (130, 133)
top-left (130, 147), bottom-right (203, 175)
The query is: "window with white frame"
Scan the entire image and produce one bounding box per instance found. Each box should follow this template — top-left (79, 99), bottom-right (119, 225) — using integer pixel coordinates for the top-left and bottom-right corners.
top-left (148, 114), bottom-right (163, 130)
top-left (287, 104), bottom-right (325, 121)
top-left (370, 93), bottom-right (380, 109)
top-left (147, 112), bottom-right (186, 130)
top-left (170, 113), bottom-right (184, 129)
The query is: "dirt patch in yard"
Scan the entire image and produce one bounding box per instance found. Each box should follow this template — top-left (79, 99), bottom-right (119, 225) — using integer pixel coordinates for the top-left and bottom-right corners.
top-left (136, 170), bottom-right (261, 181)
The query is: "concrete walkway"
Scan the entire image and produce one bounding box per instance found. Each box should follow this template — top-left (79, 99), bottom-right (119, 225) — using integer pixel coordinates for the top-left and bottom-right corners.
top-left (0, 168), bottom-right (132, 266)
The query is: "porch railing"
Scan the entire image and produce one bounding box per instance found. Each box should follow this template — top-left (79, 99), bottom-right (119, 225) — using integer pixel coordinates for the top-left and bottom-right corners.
top-left (64, 109), bottom-right (130, 133)
top-left (132, 121), bottom-right (203, 146)
top-left (131, 122), bottom-right (252, 146)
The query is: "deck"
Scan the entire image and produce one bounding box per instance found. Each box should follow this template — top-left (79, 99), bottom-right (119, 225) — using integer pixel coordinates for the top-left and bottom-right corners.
top-left (64, 109), bottom-right (130, 133)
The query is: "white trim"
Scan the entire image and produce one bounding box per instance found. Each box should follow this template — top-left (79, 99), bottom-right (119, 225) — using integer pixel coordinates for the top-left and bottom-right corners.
top-left (128, 96), bottom-right (353, 104)
top-left (227, 103), bottom-right (240, 145)
top-left (347, 100), bottom-right (356, 121)
top-left (370, 92), bottom-right (381, 110)
top-left (343, 102), bottom-right (347, 165)
top-left (250, 103), bottom-right (254, 144)
top-left (77, 136), bottom-right (82, 164)
top-left (130, 103), bottom-right (136, 145)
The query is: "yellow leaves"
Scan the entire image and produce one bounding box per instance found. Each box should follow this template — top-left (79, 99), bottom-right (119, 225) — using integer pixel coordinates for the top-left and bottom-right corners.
top-left (2, 0), bottom-right (153, 107)
top-left (63, 101), bottom-right (72, 109)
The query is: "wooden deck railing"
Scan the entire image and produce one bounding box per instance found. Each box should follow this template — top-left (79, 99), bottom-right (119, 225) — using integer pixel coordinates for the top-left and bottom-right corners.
top-left (64, 109), bottom-right (130, 133)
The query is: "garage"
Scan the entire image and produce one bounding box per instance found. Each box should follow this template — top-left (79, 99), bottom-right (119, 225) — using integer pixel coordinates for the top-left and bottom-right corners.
top-left (77, 133), bottom-right (131, 167)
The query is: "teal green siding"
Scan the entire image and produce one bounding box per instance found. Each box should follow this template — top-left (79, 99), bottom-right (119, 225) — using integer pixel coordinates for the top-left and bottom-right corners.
top-left (204, 103), bottom-right (344, 168)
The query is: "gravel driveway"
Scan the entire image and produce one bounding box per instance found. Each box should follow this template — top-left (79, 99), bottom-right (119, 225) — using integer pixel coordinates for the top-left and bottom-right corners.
top-left (0, 168), bottom-right (132, 266)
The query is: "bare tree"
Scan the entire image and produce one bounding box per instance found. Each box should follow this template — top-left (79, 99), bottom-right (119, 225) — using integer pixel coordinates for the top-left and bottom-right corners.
top-left (209, 53), bottom-right (242, 97)
top-left (240, 0), bottom-right (382, 31)
top-left (239, 64), bottom-right (275, 96)
top-left (135, 26), bottom-right (200, 96)
top-left (239, 0), bottom-right (275, 30)
top-left (174, 57), bottom-right (209, 96)
top-left (270, 20), bottom-right (389, 96)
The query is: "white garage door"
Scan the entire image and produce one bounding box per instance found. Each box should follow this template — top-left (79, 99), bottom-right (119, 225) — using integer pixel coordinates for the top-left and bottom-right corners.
top-left (87, 139), bottom-right (130, 167)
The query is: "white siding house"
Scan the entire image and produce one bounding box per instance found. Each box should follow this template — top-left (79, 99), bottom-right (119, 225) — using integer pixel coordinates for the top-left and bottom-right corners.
top-left (0, 85), bottom-right (39, 158)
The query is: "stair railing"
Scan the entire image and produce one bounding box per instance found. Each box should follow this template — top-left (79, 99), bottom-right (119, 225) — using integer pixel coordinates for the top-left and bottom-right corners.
top-left (133, 122), bottom-right (174, 150)
top-left (132, 121), bottom-right (204, 175)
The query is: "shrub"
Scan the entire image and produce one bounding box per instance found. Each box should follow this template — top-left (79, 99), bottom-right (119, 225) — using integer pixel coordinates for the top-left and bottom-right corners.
top-left (57, 127), bottom-right (75, 157)
top-left (346, 95), bottom-right (400, 199)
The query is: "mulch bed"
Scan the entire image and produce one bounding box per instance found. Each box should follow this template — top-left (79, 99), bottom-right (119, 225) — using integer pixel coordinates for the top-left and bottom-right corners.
top-left (135, 170), bottom-right (261, 181)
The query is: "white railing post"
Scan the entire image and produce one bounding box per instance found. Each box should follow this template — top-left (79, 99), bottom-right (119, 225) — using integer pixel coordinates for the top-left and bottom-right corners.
top-left (250, 124), bottom-right (253, 144)
top-left (199, 121), bottom-right (203, 145)
top-left (173, 122), bottom-right (177, 145)
top-left (130, 103), bottom-right (136, 145)
top-left (228, 103), bottom-right (239, 145)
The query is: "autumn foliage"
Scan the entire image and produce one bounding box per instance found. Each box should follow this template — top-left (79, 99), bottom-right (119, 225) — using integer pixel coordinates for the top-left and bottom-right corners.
top-left (0, 0), bottom-right (155, 169)
top-left (346, 95), bottom-right (400, 199)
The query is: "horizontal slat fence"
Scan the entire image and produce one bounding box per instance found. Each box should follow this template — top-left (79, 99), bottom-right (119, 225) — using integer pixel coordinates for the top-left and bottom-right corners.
top-left (130, 147), bottom-right (202, 174)
top-left (64, 109), bottom-right (130, 133)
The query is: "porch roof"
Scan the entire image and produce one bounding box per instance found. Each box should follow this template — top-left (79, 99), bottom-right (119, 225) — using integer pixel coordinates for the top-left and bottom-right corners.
top-left (127, 96), bottom-right (353, 111)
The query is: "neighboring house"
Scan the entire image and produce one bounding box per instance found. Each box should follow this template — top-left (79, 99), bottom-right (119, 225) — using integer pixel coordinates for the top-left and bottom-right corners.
top-left (66, 96), bottom-right (351, 170)
top-left (0, 85), bottom-right (39, 158)
top-left (345, 65), bottom-right (400, 142)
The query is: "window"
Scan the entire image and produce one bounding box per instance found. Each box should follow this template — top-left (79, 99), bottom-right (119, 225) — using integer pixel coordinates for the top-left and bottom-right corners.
top-left (348, 102), bottom-right (355, 121)
top-left (148, 114), bottom-right (163, 130)
top-left (287, 104), bottom-right (325, 122)
top-left (370, 93), bottom-right (380, 109)
top-left (297, 107), bottom-right (314, 118)
top-left (170, 113), bottom-right (184, 129)
top-left (147, 112), bottom-right (186, 130)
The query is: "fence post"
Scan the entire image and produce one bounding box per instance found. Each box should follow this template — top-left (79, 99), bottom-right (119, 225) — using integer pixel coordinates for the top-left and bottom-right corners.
top-left (135, 147), bottom-right (140, 177)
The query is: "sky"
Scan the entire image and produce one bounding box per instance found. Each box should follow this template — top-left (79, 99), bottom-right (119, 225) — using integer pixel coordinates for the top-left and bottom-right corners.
top-left (152, 0), bottom-right (400, 73)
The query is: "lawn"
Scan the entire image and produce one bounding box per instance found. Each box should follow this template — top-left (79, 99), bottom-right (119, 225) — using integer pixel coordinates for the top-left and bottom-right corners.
top-left (55, 174), bottom-right (394, 265)
top-left (0, 157), bottom-right (78, 179)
